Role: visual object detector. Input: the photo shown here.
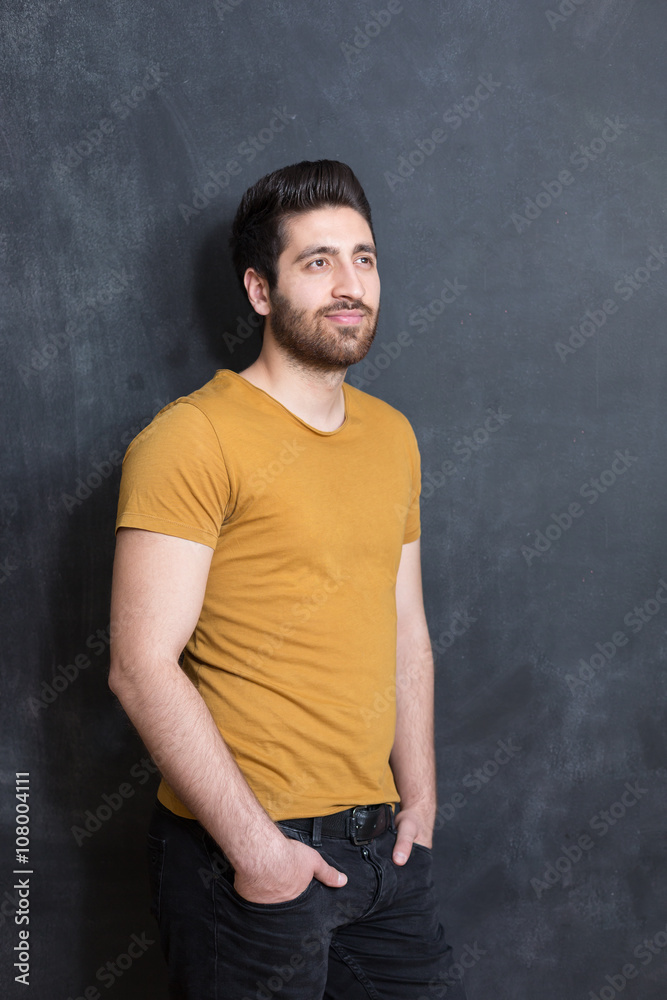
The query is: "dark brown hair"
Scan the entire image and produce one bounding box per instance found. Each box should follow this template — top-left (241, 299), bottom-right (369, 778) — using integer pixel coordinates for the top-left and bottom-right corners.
top-left (229, 159), bottom-right (375, 292)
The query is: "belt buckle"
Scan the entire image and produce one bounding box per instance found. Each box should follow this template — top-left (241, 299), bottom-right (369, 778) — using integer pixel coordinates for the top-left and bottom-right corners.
top-left (350, 804), bottom-right (385, 845)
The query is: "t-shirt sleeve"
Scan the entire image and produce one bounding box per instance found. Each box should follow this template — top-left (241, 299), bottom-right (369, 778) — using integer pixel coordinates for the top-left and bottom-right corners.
top-left (115, 399), bottom-right (231, 549)
top-left (403, 419), bottom-right (422, 544)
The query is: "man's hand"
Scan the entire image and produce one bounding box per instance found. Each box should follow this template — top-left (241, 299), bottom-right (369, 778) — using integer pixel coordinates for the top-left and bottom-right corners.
top-left (392, 806), bottom-right (433, 865)
top-left (233, 833), bottom-right (348, 904)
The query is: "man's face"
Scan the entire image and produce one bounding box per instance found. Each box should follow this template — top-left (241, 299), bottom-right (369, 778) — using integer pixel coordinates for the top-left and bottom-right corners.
top-left (264, 205), bottom-right (381, 372)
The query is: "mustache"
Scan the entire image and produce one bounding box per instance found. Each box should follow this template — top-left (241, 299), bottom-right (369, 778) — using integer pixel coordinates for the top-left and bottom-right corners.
top-left (320, 301), bottom-right (374, 316)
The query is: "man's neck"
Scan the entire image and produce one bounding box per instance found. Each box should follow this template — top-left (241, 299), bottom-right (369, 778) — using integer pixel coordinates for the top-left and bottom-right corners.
top-left (236, 358), bottom-right (347, 433)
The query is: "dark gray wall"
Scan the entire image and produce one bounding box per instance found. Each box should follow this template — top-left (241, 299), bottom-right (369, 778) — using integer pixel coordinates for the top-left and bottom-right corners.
top-left (2, 1), bottom-right (666, 996)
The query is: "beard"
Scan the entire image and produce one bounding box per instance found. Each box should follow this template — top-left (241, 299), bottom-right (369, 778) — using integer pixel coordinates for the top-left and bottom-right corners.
top-left (266, 289), bottom-right (380, 373)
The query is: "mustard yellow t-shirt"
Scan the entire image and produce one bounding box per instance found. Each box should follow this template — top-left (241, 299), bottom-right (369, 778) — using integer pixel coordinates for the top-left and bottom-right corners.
top-left (115, 368), bottom-right (421, 821)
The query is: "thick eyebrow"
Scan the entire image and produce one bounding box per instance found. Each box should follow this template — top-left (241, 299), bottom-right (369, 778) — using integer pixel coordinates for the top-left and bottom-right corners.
top-left (292, 242), bottom-right (378, 264)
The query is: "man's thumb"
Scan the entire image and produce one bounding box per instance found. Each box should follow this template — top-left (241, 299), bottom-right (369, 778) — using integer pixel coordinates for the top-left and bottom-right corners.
top-left (314, 857), bottom-right (348, 888)
top-left (392, 838), bottom-right (412, 865)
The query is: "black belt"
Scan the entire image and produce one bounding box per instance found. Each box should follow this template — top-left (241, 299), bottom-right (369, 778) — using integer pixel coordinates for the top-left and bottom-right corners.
top-left (279, 803), bottom-right (394, 845)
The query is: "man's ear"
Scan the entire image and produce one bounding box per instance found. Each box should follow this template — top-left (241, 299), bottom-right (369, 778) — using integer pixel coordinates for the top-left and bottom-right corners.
top-left (244, 268), bottom-right (271, 316)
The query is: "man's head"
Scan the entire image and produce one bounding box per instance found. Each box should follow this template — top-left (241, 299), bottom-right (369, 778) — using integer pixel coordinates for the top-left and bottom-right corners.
top-left (229, 160), bottom-right (381, 372)
top-left (229, 159), bottom-right (375, 293)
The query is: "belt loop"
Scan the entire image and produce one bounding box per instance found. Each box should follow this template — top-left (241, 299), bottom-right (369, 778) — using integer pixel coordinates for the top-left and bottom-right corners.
top-left (312, 816), bottom-right (322, 847)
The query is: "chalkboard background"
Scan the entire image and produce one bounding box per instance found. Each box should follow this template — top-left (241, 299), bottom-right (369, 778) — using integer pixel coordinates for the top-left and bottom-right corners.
top-left (2, 1), bottom-right (666, 997)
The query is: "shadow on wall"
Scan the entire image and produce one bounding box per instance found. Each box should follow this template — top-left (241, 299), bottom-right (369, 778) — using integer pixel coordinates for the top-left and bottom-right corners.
top-left (194, 215), bottom-right (265, 366)
top-left (38, 218), bottom-right (264, 997)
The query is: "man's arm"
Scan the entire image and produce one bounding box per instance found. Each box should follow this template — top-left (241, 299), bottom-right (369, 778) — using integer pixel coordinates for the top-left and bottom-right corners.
top-left (108, 526), bottom-right (347, 902)
top-left (389, 537), bottom-right (437, 864)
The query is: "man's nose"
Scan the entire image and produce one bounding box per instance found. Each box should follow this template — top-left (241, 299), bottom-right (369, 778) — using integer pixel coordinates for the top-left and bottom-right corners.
top-left (331, 261), bottom-right (366, 301)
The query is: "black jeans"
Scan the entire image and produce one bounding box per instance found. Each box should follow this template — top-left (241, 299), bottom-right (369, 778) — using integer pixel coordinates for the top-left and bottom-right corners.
top-left (147, 799), bottom-right (469, 1000)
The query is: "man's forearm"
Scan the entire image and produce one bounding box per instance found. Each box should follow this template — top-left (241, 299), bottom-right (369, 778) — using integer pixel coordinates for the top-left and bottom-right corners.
top-left (389, 624), bottom-right (437, 828)
top-left (108, 654), bottom-right (281, 871)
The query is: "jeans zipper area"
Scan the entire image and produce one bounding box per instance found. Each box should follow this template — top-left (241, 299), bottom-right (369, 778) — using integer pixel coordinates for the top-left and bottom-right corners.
top-left (359, 844), bottom-right (384, 916)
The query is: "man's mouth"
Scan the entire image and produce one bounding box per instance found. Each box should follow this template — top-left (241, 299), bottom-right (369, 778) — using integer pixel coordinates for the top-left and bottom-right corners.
top-left (325, 311), bottom-right (365, 325)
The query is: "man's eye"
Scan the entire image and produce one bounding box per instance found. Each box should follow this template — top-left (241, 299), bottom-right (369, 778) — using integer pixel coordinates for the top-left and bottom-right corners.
top-left (308, 258), bottom-right (327, 268)
top-left (357, 256), bottom-right (375, 266)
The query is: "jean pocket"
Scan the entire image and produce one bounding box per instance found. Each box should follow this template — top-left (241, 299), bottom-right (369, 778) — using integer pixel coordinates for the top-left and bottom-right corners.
top-left (204, 831), bottom-right (320, 910)
top-left (147, 833), bottom-right (166, 922)
top-left (410, 842), bottom-right (434, 859)
top-left (226, 874), bottom-right (319, 911)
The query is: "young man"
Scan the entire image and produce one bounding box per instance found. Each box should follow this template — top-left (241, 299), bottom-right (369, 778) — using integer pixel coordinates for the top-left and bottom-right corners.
top-left (109, 160), bottom-right (467, 999)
